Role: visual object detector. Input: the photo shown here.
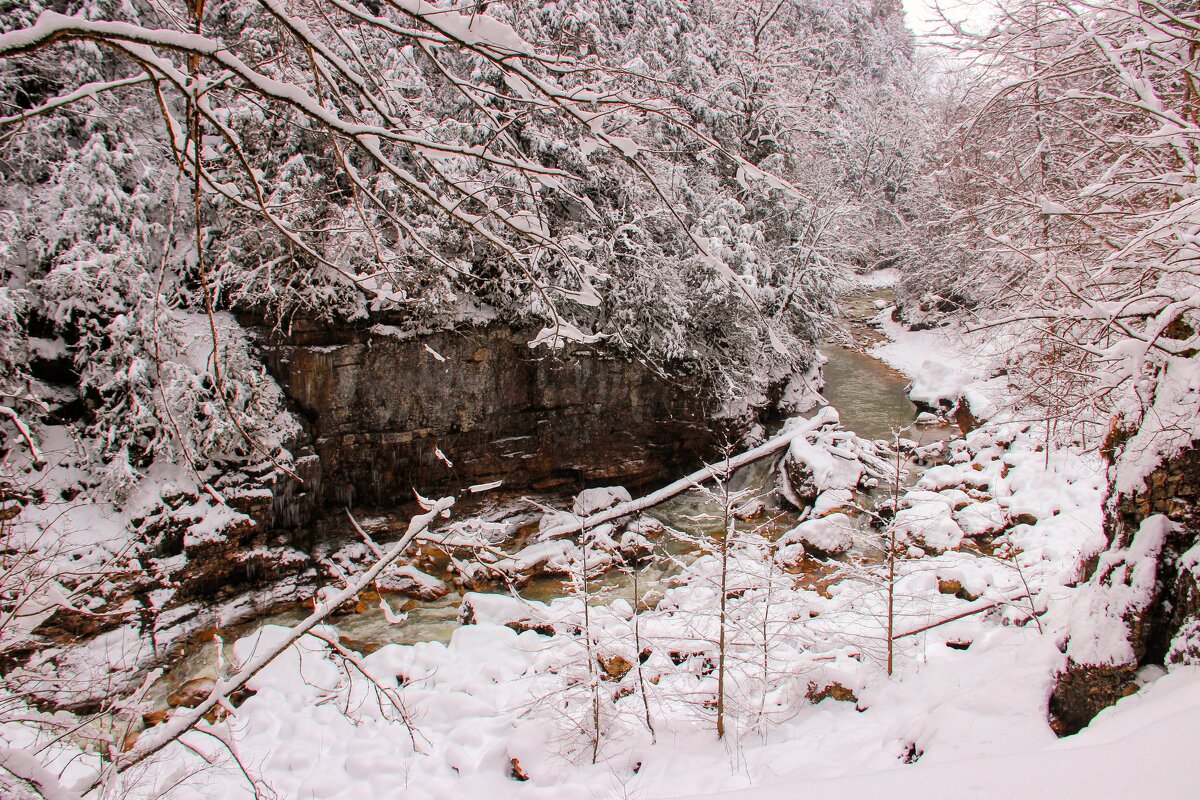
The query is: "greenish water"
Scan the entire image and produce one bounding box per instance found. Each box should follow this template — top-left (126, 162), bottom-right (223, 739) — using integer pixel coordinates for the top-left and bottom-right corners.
top-left (818, 345), bottom-right (918, 441)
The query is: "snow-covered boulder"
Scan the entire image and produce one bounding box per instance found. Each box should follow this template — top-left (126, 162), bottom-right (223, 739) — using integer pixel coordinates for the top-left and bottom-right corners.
top-left (573, 486), bottom-right (632, 517)
top-left (776, 542), bottom-right (806, 568)
top-left (916, 464), bottom-right (967, 491)
top-left (376, 565), bottom-right (449, 601)
top-left (814, 489), bottom-right (855, 517)
top-left (955, 501), bottom-right (1008, 537)
top-left (779, 440), bottom-right (862, 507)
top-left (909, 359), bottom-right (973, 411)
top-left (938, 488), bottom-right (974, 510)
top-left (893, 500), bottom-right (965, 553)
top-left (779, 513), bottom-right (854, 555)
top-left (618, 530), bottom-right (653, 561)
top-left (459, 592), bottom-right (556, 636)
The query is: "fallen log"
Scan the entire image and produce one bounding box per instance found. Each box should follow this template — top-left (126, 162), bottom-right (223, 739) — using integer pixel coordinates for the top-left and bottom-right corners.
top-left (540, 406), bottom-right (841, 539)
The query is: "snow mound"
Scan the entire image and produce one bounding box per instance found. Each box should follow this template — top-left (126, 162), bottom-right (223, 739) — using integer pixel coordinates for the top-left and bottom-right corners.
top-left (779, 513), bottom-right (854, 555)
top-left (955, 501), bottom-right (1008, 537)
top-left (894, 501), bottom-right (965, 553)
top-left (909, 359), bottom-right (973, 411)
top-left (916, 464), bottom-right (966, 491)
top-left (573, 486), bottom-right (632, 517)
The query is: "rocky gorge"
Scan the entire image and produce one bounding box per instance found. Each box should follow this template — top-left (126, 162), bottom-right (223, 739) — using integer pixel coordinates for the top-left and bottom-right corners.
top-left (257, 320), bottom-right (721, 513)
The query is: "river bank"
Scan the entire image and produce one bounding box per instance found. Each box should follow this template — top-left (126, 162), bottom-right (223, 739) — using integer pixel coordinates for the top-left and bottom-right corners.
top-left (23, 282), bottom-right (1177, 800)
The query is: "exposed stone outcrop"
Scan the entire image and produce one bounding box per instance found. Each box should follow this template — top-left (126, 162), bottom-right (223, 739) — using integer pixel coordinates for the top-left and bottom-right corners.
top-left (257, 321), bottom-right (719, 512)
top-left (1050, 445), bottom-right (1200, 735)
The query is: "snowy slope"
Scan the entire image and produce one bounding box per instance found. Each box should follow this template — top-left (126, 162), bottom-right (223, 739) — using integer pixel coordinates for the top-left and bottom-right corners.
top-left (673, 666), bottom-right (1200, 800)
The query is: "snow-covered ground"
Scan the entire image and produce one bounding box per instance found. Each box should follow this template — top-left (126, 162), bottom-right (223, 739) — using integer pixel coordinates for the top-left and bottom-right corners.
top-left (678, 664), bottom-right (1200, 799)
top-left (8, 292), bottom-right (1196, 800)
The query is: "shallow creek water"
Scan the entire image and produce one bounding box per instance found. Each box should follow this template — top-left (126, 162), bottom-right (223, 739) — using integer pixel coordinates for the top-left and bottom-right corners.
top-left (149, 323), bottom-right (952, 706)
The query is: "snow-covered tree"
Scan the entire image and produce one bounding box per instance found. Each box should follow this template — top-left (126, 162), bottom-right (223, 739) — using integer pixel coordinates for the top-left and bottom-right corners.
top-left (907, 0), bottom-right (1200, 485)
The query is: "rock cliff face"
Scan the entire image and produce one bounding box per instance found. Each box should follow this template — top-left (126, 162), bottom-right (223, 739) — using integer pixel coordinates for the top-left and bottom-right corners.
top-left (1111, 448), bottom-right (1200, 665)
top-left (1050, 445), bottom-right (1200, 735)
top-left (258, 322), bottom-right (720, 513)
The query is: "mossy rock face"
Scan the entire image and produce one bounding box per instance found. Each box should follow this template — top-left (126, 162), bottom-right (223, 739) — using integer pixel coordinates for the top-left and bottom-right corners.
top-left (1049, 661), bottom-right (1139, 736)
top-left (1053, 445), bottom-right (1200, 736)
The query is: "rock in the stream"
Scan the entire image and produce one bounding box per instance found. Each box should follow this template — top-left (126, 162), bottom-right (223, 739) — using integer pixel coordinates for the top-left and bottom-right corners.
top-left (618, 531), bottom-right (654, 561)
top-left (776, 542), bottom-right (807, 569)
top-left (459, 592), bottom-right (556, 636)
top-left (376, 566), bottom-right (449, 601)
top-left (780, 450), bottom-right (822, 507)
top-left (908, 359), bottom-right (972, 412)
top-left (167, 676), bottom-right (216, 709)
top-left (813, 489), bottom-right (855, 517)
top-left (573, 486), bottom-right (632, 517)
top-left (778, 513), bottom-right (854, 556)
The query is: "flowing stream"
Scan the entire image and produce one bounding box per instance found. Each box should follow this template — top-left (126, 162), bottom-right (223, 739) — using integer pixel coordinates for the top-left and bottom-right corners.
top-left (148, 330), bottom-right (950, 708)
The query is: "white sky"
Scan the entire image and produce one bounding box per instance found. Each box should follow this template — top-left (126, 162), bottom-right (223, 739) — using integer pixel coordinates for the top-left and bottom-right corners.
top-left (899, 0), bottom-right (999, 38)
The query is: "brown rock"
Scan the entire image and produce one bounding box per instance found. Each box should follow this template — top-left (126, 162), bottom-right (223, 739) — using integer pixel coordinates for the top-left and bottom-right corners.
top-left (1049, 661), bottom-right (1139, 736)
top-left (505, 618), bottom-right (556, 637)
top-left (806, 681), bottom-right (858, 704)
top-left (956, 586), bottom-right (982, 602)
top-left (142, 708), bottom-right (169, 727)
top-left (375, 572), bottom-right (449, 601)
top-left (597, 654), bottom-right (633, 682)
top-left (167, 676), bottom-right (216, 709)
top-left (509, 757), bottom-right (530, 782)
top-left (954, 397), bottom-right (981, 435)
top-left (937, 578), bottom-right (963, 595)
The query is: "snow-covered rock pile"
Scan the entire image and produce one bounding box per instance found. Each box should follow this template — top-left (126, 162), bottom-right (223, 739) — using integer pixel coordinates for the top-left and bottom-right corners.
top-left (457, 485), bottom-right (659, 586)
top-left (883, 425), bottom-right (1105, 560)
top-left (777, 513), bottom-right (855, 561)
top-left (775, 412), bottom-right (895, 513)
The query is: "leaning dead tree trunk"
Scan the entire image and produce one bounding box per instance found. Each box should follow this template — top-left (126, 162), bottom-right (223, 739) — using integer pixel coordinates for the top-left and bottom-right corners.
top-left (539, 406), bottom-right (841, 540)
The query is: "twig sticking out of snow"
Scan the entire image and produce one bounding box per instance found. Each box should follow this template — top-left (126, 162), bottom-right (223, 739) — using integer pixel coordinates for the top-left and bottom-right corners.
top-left (891, 591), bottom-right (1039, 640)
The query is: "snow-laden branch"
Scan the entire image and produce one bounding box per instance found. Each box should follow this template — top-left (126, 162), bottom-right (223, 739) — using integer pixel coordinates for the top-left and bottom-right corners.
top-left (0, 746), bottom-right (82, 800)
top-left (0, 73), bottom-right (153, 126)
